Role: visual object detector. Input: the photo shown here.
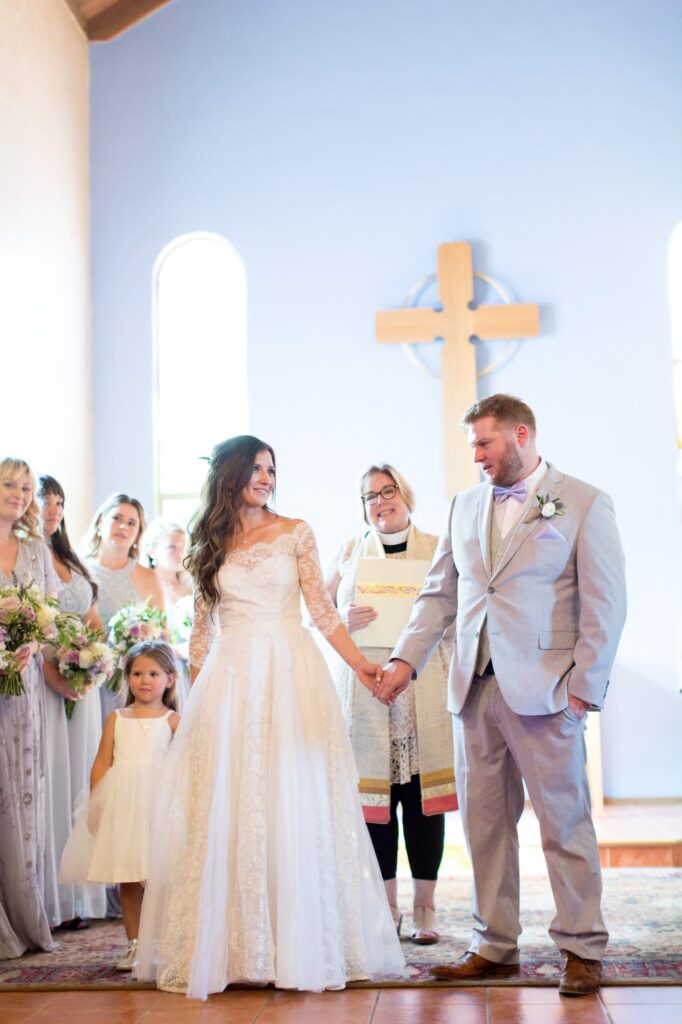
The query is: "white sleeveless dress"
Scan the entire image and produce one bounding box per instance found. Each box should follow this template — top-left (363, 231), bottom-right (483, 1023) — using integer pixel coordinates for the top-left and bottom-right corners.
top-left (135, 522), bottom-right (404, 998)
top-left (60, 709), bottom-right (174, 883)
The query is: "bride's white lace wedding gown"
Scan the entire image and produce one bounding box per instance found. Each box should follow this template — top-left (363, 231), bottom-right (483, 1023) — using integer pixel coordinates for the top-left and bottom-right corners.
top-left (135, 521), bottom-right (404, 998)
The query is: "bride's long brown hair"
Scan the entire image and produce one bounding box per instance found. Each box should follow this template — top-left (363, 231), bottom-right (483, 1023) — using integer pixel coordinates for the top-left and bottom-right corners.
top-left (186, 435), bottom-right (276, 610)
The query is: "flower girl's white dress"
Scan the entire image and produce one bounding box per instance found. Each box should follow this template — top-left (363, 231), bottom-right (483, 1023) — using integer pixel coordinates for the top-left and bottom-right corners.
top-left (135, 522), bottom-right (404, 998)
top-left (60, 710), bottom-right (174, 883)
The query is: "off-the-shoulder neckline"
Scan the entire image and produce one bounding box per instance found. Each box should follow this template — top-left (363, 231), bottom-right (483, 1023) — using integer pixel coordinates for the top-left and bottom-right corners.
top-left (225, 520), bottom-right (308, 559)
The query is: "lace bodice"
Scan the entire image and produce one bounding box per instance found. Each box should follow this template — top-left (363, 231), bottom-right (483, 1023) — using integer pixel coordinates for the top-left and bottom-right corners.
top-left (57, 569), bottom-right (94, 617)
top-left (189, 521), bottom-right (341, 670)
top-left (87, 558), bottom-right (141, 631)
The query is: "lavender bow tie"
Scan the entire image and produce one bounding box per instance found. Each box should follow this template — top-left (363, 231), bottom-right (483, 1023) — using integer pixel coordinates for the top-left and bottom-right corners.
top-left (493, 481), bottom-right (528, 504)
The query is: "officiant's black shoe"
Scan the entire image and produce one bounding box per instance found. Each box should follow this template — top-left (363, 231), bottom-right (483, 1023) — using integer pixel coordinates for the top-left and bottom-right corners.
top-left (430, 952), bottom-right (519, 981)
top-left (559, 950), bottom-right (602, 996)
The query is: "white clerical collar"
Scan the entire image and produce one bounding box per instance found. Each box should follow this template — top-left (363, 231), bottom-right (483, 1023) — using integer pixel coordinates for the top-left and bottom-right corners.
top-left (377, 525), bottom-right (410, 546)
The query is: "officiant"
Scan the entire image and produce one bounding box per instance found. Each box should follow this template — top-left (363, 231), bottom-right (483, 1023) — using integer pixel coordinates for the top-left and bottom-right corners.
top-left (325, 464), bottom-right (456, 945)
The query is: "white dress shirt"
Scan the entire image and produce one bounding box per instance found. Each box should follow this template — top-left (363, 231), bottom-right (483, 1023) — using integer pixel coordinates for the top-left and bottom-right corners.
top-left (495, 458), bottom-right (549, 539)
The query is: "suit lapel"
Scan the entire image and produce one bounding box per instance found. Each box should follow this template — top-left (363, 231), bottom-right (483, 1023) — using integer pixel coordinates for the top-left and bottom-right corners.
top-left (492, 463), bottom-right (565, 579)
top-left (477, 485), bottom-right (495, 578)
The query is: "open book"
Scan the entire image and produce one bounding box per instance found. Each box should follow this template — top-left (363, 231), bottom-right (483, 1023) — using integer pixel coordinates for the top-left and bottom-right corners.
top-left (353, 557), bottom-right (431, 648)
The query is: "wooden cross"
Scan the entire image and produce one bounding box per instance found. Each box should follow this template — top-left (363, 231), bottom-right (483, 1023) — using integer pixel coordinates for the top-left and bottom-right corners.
top-left (376, 243), bottom-right (540, 496)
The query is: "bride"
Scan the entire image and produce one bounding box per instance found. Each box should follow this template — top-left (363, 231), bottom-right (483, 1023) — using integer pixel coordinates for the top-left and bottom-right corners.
top-left (136, 436), bottom-right (404, 998)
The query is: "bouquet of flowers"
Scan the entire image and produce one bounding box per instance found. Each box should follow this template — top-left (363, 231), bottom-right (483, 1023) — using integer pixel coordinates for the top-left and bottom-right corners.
top-left (107, 602), bottom-right (169, 692)
top-left (55, 615), bottom-right (115, 719)
top-left (0, 582), bottom-right (60, 696)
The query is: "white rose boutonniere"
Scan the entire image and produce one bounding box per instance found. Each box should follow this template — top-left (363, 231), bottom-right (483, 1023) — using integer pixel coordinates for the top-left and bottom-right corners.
top-left (537, 494), bottom-right (565, 519)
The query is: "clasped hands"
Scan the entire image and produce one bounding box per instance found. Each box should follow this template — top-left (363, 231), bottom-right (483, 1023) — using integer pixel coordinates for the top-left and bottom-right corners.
top-left (356, 658), bottom-right (412, 706)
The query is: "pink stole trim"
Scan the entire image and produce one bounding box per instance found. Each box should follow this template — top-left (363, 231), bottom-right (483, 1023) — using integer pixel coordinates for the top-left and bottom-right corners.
top-left (423, 793), bottom-right (458, 815)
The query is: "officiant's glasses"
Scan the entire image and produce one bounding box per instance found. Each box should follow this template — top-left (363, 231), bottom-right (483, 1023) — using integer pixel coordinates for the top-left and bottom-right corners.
top-left (362, 485), bottom-right (399, 506)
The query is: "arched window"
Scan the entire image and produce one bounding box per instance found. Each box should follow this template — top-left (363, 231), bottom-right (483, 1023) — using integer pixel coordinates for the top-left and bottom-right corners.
top-left (152, 233), bottom-right (248, 522)
top-left (669, 222), bottom-right (682, 503)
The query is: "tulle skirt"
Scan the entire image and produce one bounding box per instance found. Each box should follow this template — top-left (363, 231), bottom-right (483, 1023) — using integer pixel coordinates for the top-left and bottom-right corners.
top-left (135, 625), bottom-right (405, 998)
top-left (60, 760), bottom-right (158, 884)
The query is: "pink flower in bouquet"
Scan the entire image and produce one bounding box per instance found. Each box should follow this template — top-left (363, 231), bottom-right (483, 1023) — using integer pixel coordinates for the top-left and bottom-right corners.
top-left (0, 596), bottom-right (21, 620)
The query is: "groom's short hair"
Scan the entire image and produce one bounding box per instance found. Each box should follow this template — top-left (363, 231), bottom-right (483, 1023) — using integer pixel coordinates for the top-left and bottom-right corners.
top-left (460, 394), bottom-right (537, 435)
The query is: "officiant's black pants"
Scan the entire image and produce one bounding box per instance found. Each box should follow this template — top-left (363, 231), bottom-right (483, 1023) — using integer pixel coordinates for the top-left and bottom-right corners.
top-left (367, 773), bottom-right (445, 880)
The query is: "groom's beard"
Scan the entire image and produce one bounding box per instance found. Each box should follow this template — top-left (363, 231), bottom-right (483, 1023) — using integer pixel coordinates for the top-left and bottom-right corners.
top-left (489, 440), bottom-right (524, 488)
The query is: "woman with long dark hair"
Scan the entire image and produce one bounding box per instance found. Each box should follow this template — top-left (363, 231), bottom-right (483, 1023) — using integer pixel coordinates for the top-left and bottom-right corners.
top-left (38, 475), bottom-right (106, 926)
top-left (136, 435), bottom-right (404, 998)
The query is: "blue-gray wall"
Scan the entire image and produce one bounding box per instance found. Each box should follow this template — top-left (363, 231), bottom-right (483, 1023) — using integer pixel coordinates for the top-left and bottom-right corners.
top-left (90, 0), bottom-right (682, 796)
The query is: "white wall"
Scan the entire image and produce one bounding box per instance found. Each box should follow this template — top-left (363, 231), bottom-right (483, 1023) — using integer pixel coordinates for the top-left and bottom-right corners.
top-left (89, 0), bottom-right (682, 796)
top-left (0, 0), bottom-right (91, 538)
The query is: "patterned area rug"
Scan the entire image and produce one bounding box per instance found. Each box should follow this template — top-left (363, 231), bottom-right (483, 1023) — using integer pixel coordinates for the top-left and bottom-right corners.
top-left (1, 869), bottom-right (680, 990)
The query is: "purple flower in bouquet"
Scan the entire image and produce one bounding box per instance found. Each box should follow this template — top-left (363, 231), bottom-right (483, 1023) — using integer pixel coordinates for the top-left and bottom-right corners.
top-left (106, 601), bottom-right (169, 693)
top-left (0, 583), bottom-right (61, 697)
top-left (55, 614), bottom-right (115, 719)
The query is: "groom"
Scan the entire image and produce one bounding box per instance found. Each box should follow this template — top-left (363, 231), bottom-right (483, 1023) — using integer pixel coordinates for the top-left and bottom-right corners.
top-left (375, 394), bottom-right (626, 996)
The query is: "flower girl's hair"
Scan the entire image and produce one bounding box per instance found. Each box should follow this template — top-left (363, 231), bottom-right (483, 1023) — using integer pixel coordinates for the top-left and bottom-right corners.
top-left (0, 458), bottom-right (42, 541)
top-left (186, 435), bottom-right (276, 610)
top-left (82, 493), bottom-right (147, 561)
top-left (124, 640), bottom-right (178, 712)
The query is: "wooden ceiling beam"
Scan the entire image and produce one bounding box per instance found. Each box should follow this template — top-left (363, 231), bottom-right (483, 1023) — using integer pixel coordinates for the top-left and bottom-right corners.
top-left (63, 0), bottom-right (88, 33)
top-left (86, 0), bottom-right (172, 41)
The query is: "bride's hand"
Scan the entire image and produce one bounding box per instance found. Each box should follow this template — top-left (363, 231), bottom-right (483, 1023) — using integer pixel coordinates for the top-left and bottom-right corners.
top-left (355, 659), bottom-right (383, 693)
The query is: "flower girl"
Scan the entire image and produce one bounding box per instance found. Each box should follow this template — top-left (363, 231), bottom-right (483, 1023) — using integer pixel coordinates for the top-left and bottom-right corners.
top-left (60, 640), bottom-right (180, 971)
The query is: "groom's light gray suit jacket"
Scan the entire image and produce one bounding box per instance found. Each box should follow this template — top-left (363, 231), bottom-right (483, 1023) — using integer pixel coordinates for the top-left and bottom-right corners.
top-left (393, 464), bottom-right (626, 715)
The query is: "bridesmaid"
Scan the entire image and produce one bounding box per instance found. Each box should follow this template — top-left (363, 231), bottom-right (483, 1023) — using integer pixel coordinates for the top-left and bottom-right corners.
top-left (0, 458), bottom-right (57, 957)
top-left (82, 494), bottom-right (164, 723)
top-left (38, 475), bottom-right (106, 926)
top-left (142, 518), bottom-right (193, 708)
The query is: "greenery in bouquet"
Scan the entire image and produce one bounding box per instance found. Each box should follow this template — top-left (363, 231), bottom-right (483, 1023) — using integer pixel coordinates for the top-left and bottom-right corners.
top-left (55, 614), bottom-right (115, 719)
top-left (107, 602), bottom-right (169, 693)
top-left (0, 582), bottom-right (60, 696)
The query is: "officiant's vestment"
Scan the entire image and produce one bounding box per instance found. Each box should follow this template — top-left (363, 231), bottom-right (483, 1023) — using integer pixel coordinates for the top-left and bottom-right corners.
top-left (392, 461), bottom-right (626, 962)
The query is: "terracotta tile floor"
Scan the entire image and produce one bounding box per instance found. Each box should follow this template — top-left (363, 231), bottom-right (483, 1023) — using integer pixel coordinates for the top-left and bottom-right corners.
top-left (3, 986), bottom-right (682, 1023)
top-left (3, 802), bottom-right (679, 1021)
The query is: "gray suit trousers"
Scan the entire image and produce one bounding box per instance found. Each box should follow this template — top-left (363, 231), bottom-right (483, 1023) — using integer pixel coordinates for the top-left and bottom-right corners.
top-left (453, 674), bottom-right (608, 963)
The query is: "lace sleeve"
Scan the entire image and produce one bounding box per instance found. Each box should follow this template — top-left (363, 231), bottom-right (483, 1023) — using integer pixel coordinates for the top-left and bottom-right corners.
top-left (189, 591), bottom-right (217, 671)
top-left (295, 522), bottom-right (342, 638)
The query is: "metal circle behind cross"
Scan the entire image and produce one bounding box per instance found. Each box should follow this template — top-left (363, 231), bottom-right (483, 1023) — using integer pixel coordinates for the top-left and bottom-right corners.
top-left (400, 271), bottom-right (521, 379)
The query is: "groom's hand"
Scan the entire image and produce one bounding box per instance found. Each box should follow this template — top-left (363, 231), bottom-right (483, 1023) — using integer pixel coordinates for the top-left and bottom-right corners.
top-left (567, 694), bottom-right (590, 719)
top-left (373, 659), bottom-right (412, 704)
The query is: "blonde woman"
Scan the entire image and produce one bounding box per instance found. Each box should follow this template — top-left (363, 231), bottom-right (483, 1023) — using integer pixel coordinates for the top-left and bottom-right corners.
top-left (142, 519), bottom-right (193, 708)
top-left (83, 493), bottom-right (164, 722)
top-left (0, 458), bottom-right (60, 956)
top-left (325, 464), bottom-right (456, 945)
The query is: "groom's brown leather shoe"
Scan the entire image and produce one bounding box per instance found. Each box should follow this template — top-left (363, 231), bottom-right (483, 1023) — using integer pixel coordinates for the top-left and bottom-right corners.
top-left (559, 950), bottom-right (602, 995)
top-left (430, 952), bottom-right (520, 981)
